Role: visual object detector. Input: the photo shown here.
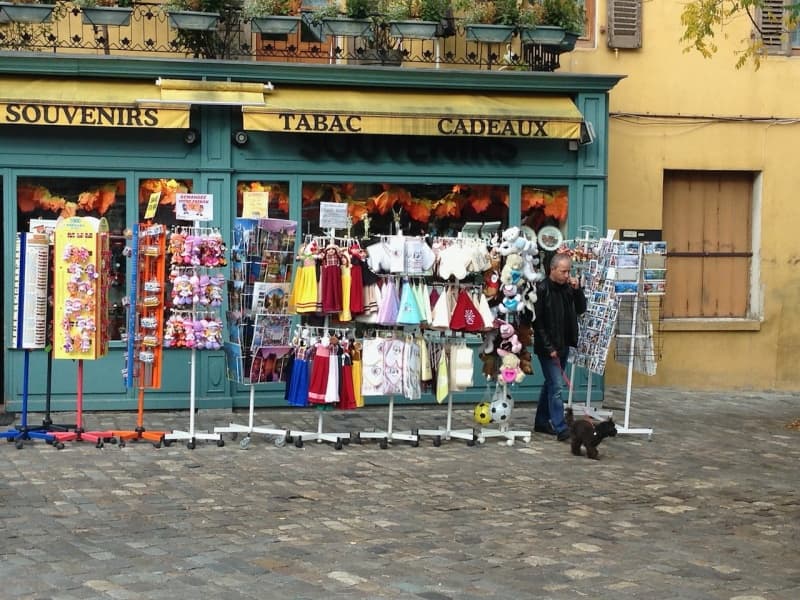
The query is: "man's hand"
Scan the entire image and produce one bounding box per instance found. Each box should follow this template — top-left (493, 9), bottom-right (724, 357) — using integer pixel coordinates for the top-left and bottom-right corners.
top-left (568, 276), bottom-right (579, 289)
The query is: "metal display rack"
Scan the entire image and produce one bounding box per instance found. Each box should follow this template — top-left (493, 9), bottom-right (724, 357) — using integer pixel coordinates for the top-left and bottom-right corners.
top-left (217, 217), bottom-right (297, 449)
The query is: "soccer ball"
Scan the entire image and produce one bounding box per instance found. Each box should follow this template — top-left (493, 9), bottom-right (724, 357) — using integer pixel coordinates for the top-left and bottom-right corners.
top-left (473, 402), bottom-right (492, 425)
top-left (490, 399), bottom-right (512, 423)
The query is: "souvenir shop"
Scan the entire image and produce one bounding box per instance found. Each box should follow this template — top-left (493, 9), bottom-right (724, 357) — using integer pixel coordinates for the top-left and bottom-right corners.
top-left (2, 56), bottom-right (622, 413)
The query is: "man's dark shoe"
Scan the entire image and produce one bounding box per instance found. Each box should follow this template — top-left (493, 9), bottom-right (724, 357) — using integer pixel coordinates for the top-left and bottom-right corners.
top-left (534, 424), bottom-right (556, 435)
top-left (556, 429), bottom-right (570, 442)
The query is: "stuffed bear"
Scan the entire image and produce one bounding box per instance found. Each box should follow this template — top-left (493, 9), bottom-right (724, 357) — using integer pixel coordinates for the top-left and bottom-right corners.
top-left (497, 283), bottom-right (523, 315)
top-left (496, 320), bottom-right (522, 356)
top-left (500, 253), bottom-right (524, 285)
top-left (483, 251), bottom-right (502, 300)
top-left (498, 226), bottom-right (534, 256)
top-left (499, 354), bottom-right (525, 384)
top-left (518, 348), bottom-right (534, 375)
top-left (479, 351), bottom-right (497, 380)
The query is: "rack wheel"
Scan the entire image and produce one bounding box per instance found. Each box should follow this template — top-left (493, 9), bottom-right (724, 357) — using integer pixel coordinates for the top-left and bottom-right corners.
top-left (230, 432), bottom-right (238, 441)
top-left (153, 441), bottom-right (162, 449)
top-left (107, 437), bottom-right (117, 445)
top-left (411, 438), bottom-right (419, 448)
top-left (96, 440), bottom-right (104, 449)
top-left (6, 437), bottom-right (14, 443)
top-left (274, 435), bottom-right (286, 448)
top-left (45, 438), bottom-right (54, 445)
top-left (379, 437), bottom-right (389, 450)
top-left (55, 442), bottom-right (65, 450)
top-left (350, 431), bottom-right (362, 445)
top-left (433, 435), bottom-right (442, 447)
top-left (118, 440), bottom-right (126, 448)
top-left (163, 439), bottom-right (173, 447)
top-left (342, 436), bottom-right (351, 445)
top-left (506, 439), bottom-right (514, 447)
top-left (466, 439), bottom-right (476, 447)
top-left (217, 439), bottom-right (225, 447)
top-left (334, 438), bottom-right (343, 451)
top-left (522, 436), bottom-right (531, 444)
top-left (15, 440), bottom-right (23, 449)
top-left (284, 430), bottom-right (293, 444)
top-left (187, 440), bottom-right (195, 450)
top-left (239, 436), bottom-right (251, 450)
top-left (294, 436), bottom-right (304, 448)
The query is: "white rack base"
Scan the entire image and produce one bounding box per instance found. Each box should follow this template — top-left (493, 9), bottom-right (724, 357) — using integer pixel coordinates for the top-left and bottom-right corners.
top-left (355, 396), bottom-right (419, 448)
top-left (416, 393), bottom-right (478, 446)
top-left (476, 423), bottom-right (531, 446)
top-left (214, 386), bottom-right (287, 448)
top-left (288, 409), bottom-right (351, 450)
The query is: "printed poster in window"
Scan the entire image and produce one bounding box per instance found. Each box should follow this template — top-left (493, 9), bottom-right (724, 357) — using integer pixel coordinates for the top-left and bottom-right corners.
top-left (242, 191), bottom-right (269, 219)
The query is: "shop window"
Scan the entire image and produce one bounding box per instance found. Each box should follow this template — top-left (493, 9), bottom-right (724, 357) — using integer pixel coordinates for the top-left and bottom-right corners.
top-left (16, 177), bottom-right (128, 340)
top-left (301, 182), bottom-right (509, 238)
top-left (137, 178), bottom-right (194, 226)
top-left (236, 181), bottom-right (290, 220)
top-left (662, 170), bottom-right (757, 320)
top-left (520, 185), bottom-right (569, 273)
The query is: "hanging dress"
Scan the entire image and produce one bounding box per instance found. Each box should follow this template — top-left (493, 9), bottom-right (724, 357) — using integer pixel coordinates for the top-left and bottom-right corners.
top-left (396, 279), bottom-right (422, 326)
top-left (402, 336), bottom-right (422, 400)
top-left (377, 278), bottom-right (400, 326)
top-left (325, 341), bottom-right (340, 404)
top-left (286, 344), bottom-right (310, 407)
top-left (348, 247), bottom-right (365, 315)
top-left (339, 253), bottom-right (352, 322)
top-left (320, 245), bottom-right (343, 314)
top-left (307, 340), bottom-right (331, 404)
top-left (351, 341), bottom-right (364, 408)
top-left (290, 243), bottom-right (319, 314)
top-left (338, 347), bottom-right (357, 410)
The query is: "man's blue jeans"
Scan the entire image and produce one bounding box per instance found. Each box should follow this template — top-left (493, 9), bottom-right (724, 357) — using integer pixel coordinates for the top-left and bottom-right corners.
top-left (534, 352), bottom-right (569, 435)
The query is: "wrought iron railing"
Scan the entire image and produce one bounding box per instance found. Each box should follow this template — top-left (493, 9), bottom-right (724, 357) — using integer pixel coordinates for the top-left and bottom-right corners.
top-left (0, 3), bottom-right (568, 71)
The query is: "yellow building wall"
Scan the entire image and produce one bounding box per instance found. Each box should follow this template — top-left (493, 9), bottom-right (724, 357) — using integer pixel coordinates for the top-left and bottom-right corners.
top-left (560, 2), bottom-right (800, 390)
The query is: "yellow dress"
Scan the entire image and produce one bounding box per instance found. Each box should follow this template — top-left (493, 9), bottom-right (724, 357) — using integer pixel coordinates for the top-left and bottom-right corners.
top-left (339, 258), bottom-right (352, 322)
top-left (290, 245), bottom-right (318, 314)
top-left (351, 342), bottom-right (364, 408)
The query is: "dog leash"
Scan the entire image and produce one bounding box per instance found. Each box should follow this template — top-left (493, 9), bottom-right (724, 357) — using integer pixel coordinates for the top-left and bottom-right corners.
top-left (552, 357), bottom-right (573, 390)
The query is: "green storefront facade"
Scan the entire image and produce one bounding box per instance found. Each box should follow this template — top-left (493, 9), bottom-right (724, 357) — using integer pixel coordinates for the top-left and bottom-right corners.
top-left (1, 55), bottom-right (621, 412)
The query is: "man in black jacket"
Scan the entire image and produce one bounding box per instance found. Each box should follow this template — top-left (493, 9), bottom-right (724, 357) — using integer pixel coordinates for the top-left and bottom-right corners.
top-left (532, 253), bottom-right (587, 441)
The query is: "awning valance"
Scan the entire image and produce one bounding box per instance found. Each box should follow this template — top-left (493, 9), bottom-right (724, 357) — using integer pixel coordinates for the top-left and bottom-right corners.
top-left (243, 88), bottom-right (583, 139)
top-left (0, 78), bottom-right (189, 129)
top-left (152, 78), bottom-right (272, 106)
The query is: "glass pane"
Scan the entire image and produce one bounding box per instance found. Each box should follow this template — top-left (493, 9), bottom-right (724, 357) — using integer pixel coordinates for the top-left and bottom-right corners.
top-left (236, 181), bottom-right (290, 219)
top-left (792, 25), bottom-right (800, 48)
top-left (16, 177), bottom-right (128, 340)
top-left (301, 182), bottom-right (509, 238)
top-left (137, 178), bottom-right (194, 227)
top-left (521, 185), bottom-right (569, 274)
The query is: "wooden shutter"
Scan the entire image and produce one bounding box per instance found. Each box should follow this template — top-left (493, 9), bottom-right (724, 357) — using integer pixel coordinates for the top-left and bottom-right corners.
top-left (607, 0), bottom-right (642, 49)
top-left (758, 0), bottom-right (790, 55)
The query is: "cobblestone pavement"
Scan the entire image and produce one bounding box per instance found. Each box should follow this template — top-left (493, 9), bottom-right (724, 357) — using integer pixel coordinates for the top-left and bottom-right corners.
top-left (1, 387), bottom-right (799, 600)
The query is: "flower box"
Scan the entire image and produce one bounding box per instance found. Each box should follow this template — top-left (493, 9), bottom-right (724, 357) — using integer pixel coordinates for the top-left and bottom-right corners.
top-left (322, 17), bottom-right (373, 37)
top-left (388, 20), bottom-right (439, 40)
top-left (81, 7), bottom-right (133, 27)
top-left (465, 23), bottom-right (514, 44)
top-left (0, 2), bottom-right (55, 24)
top-left (251, 15), bottom-right (301, 35)
top-left (168, 10), bottom-right (220, 31)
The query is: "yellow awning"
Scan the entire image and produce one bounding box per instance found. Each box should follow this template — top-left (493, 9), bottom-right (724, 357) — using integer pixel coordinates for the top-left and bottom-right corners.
top-left (243, 88), bottom-right (583, 139)
top-left (0, 78), bottom-right (189, 129)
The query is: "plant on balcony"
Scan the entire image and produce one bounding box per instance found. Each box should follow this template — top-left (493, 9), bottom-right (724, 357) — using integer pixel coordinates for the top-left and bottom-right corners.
top-left (162, 0), bottom-right (244, 59)
top-left (455, 0), bottom-right (519, 43)
top-left (243, 0), bottom-right (302, 34)
top-left (73, 0), bottom-right (134, 27)
top-left (386, 0), bottom-right (453, 39)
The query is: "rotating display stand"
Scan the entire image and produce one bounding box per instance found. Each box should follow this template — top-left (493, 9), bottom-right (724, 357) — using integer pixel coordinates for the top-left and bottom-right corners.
top-left (2, 233), bottom-right (57, 449)
top-left (163, 220), bottom-right (226, 449)
top-left (114, 223), bottom-right (168, 447)
top-left (217, 217), bottom-right (298, 449)
top-left (51, 216), bottom-right (115, 448)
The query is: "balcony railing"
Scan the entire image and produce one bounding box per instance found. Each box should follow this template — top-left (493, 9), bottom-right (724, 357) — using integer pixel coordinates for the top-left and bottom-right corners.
top-left (0, 3), bottom-right (571, 71)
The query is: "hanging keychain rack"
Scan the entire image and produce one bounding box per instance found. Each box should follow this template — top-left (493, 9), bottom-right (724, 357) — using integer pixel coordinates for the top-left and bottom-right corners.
top-left (164, 220), bottom-right (224, 449)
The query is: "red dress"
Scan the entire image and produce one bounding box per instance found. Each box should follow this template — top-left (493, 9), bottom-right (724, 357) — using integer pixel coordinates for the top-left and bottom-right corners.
top-left (320, 246), bottom-right (343, 314)
top-left (349, 251), bottom-right (365, 315)
top-left (307, 343), bottom-right (331, 405)
top-left (338, 348), bottom-right (357, 410)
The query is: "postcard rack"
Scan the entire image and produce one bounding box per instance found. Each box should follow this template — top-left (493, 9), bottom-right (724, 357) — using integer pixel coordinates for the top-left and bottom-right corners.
top-left (217, 217), bottom-right (297, 449)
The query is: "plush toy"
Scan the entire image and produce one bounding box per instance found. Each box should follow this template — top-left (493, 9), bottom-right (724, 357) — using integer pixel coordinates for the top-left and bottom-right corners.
top-left (498, 226), bottom-right (534, 256)
top-left (479, 351), bottom-right (497, 380)
top-left (483, 251), bottom-right (502, 300)
top-left (518, 348), bottom-right (534, 375)
top-left (497, 283), bottom-right (523, 315)
top-left (500, 253), bottom-right (524, 285)
top-left (516, 322), bottom-right (533, 347)
top-left (496, 320), bottom-right (522, 356)
top-left (522, 252), bottom-right (544, 283)
top-left (499, 354), bottom-right (525, 384)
